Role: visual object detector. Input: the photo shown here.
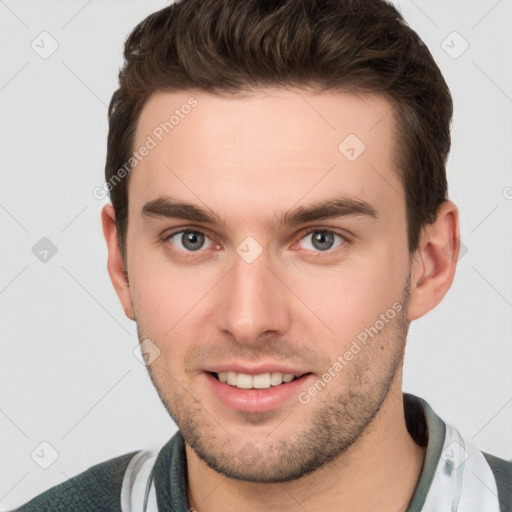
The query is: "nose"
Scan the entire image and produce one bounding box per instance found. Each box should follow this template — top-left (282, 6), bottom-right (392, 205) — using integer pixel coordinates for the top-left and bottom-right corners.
top-left (215, 246), bottom-right (292, 346)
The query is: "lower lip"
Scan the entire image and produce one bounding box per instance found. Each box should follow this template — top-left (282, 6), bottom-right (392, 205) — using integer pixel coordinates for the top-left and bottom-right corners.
top-left (204, 372), bottom-right (314, 413)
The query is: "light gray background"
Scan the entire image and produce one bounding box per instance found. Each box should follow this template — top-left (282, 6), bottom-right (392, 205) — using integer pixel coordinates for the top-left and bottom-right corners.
top-left (1, 0), bottom-right (511, 509)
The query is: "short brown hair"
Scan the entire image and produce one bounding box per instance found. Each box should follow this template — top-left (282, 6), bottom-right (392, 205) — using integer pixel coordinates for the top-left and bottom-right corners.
top-left (106, 0), bottom-right (452, 258)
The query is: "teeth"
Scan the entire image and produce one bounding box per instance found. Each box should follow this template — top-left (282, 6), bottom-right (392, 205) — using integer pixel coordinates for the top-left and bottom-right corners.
top-left (270, 372), bottom-right (284, 386)
top-left (216, 371), bottom-right (297, 389)
top-left (253, 373), bottom-right (271, 389)
top-left (236, 373), bottom-right (253, 389)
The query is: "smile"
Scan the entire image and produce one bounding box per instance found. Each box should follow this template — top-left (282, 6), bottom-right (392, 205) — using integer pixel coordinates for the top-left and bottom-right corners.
top-left (214, 371), bottom-right (302, 389)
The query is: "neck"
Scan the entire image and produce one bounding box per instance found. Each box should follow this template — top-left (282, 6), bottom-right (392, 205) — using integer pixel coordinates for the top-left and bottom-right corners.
top-left (186, 377), bottom-right (426, 512)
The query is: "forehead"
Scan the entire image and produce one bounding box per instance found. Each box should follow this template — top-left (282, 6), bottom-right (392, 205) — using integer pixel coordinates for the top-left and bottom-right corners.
top-left (129, 88), bottom-right (402, 225)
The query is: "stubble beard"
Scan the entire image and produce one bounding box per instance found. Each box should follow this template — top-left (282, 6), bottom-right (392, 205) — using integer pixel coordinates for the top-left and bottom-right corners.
top-left (137, 278), bottom-right (411, 483)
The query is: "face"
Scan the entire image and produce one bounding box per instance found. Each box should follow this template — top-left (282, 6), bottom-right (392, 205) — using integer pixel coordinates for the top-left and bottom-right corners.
top-left (120, 88), bottom-right (415, 482)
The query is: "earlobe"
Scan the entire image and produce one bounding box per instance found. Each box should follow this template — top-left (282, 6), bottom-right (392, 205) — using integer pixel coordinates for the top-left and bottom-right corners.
top-left (407, 201), bottom-right (460, 321)
top-left (101, 204), bottom-right (135, 321)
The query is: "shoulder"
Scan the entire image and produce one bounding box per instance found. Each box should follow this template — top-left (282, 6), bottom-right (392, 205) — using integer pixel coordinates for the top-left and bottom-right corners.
top-left (482, 451), bottom-right (512, 511)
top-left (12, 450), bottom-right (140, 512)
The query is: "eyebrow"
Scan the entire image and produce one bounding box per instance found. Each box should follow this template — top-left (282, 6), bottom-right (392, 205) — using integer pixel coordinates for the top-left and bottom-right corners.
top-left (141, 195), bottom-right (378, 229)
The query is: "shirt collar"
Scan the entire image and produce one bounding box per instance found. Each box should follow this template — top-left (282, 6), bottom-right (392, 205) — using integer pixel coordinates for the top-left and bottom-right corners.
top-left (403, 393), bottom-right (447, 511)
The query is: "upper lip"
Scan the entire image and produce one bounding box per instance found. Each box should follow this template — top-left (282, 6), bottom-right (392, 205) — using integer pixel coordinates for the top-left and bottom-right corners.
top-left (204, 362), bottom-right (310, 377)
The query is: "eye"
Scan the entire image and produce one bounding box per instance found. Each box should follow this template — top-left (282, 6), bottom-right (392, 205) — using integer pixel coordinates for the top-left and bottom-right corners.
top-left (297, 229), bottom-right (347, 252)
top-left (164, 230), bottom-right (215, 252)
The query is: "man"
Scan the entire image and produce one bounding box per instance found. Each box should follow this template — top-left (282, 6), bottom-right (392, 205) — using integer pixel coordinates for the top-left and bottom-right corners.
top-left (15, 0), bottom-right (511, 510)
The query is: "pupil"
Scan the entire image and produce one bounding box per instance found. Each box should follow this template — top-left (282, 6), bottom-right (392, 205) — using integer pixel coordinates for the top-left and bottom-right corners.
top-left (182, 231), bottom-right (204, 251)
top-left (312, 231), bottom-right (334, 251)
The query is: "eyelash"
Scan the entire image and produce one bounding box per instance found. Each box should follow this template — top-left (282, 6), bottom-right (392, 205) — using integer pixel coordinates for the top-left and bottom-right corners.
top-left (161, 226), bottom-right (351, 256)
top-left (302, 227), bottom-right (353, 253)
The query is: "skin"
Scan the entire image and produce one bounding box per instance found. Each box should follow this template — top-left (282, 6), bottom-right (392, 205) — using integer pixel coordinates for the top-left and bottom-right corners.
top-left (102, 87), bottom-right (460, 512)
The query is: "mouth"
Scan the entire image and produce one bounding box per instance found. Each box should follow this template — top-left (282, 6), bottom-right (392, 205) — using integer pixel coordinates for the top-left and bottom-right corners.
top-left (204, 364), bottom-right (315, 413)
top-left (209, 371), bottom-right (306, 389)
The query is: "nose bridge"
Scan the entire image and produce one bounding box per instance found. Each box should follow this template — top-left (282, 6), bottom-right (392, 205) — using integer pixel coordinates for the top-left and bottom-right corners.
top-left (215, 244), bottom-right (290, 344)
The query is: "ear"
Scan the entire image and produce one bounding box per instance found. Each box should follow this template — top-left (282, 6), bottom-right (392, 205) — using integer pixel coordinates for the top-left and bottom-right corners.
top-left (101, 204), bottom-right (135, 321)
top-left (407, 200), bottom-right (460, 321)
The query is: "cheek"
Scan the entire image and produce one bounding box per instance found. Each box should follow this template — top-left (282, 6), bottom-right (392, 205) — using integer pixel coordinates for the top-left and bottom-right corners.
top-left (286, 245), bottom-right (408, 348)
top-left (129, 268), bottom-right (197, 380)
top-left (127, 243), bottom-right (219, 348)
top-left (131, 268), bottom-right (197, 331)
